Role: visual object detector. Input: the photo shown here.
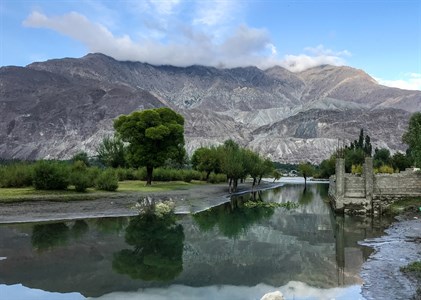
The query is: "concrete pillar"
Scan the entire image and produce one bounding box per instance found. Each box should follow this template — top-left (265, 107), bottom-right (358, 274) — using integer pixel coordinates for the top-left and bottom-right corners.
top-left (364, 157), bottom-right (374, 204)
top-left (335, 158), bottom-right (345, 209)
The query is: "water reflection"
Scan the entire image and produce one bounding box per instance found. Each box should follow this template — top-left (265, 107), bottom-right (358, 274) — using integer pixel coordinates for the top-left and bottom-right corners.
top-left (31, 220), bottom-right (90, 251)
top-left (112, 212), bottom-right (184, 281)
top-left (193, 195), bottom-right (274, 238)
top-left (0, 183), bottom-right (394, 299)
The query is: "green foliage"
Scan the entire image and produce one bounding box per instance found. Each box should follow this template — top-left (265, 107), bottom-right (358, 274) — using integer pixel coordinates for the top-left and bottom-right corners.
top-left (115, 167), bottom-right (137, 181)
top-left (112, 212), bottom-right (184, 281)
top-left (403, 112), bottom-right (421, 167)
top-left (344, 148), bottom-right (365, 172)
top-left (347, 128), bottom-right (372, 156)
top-left (243, 200), bottom-right (299, 209)
top-left (272, 169), bottom-right (282, 182)
top-left (193, 197), bottom-right (274, 238)
top-left (373, 148), bottom-right (391, 168)
top-left (208, 172), bottom-right (227, 183)
top-left (96, 135), bottom-right (127, 168)
top-left (400, 261), bottom-right (421, 280)
top-left (191, 147), bottom-right (220, 181)
top-left (96, 169), bottom-right (119, 191)
top-left (317, 156), bottom-right (336, 178)
top-left (391, 152), bottom-right (412, 171)
top-left (374, 165), bottom-right (394, 174)
top-left (33, 161), bottom-right (69, 190)
top-left (31, 222), bottom-right (70, 251)
top-left (0, 163), bottom-right (33, 188)
top-left (70, 171), bottom-right (91, 192)
top-left (114, 108), bottom-right (185, 185)
top-left (71, 151), bottom-right (90, 167)
top-left (298, 162), bottom-right (315, 185)
top-left (351, 164), bottom-right (363, 175)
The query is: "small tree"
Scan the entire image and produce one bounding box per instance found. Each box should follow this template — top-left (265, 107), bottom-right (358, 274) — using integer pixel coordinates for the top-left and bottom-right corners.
top-left (114, 108), bottom-right (185, 185)
top-left (96, 135), bottom-right (126, 168)
top-left (298, 162), bottom-right (315, 187)
top-left (191, 147), bottom-right (220, 182)
top-left (71, 151), bottom-right (90, 167)
top-left (403, 112), bottom-right (421, 167)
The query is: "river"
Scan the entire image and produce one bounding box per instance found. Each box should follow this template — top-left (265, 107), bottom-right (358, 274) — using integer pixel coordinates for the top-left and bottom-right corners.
top-left (0, 183), bottom-right (396, 300)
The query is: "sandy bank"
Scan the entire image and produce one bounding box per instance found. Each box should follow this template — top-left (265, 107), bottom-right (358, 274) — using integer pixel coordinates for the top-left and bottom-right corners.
top-left (0, 181), bottom-right (282, 224)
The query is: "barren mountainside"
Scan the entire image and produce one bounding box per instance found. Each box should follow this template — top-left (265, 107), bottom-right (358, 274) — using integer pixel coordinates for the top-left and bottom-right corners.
top-left (1, 53), bottom-right (420, 163)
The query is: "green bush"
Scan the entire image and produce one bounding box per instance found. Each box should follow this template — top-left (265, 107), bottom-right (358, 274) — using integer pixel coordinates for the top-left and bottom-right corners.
top-left (208, 173), bottom-right (227, 183)
top-left (69, 163), bottom-right (92, 192)
top-left (134, 167), bottom-right (147, 181)
top-left (33, 161), bottom-right (69, 190)
top-left (351, 164), bottom-right (363, 175)
top-left (0, 163), bottom-right (33, 188)
top-left (86, 167), bottom-right (101, 187)
top-left (70, 171), bottom-right (90, 192)
top-left (96, 169), bottom-right (119, 191)
top-left (374, 165), bottom-right (394, 174)
top-left (116, 167), bottom-right (136, 181)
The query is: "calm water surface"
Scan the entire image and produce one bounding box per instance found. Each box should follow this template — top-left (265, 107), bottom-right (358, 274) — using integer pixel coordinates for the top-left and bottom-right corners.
top-left (0, 183), bottom-right (393, 300)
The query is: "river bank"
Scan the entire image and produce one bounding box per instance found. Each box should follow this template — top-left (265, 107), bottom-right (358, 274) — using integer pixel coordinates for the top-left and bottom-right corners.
top-left (359, 205), bottom-right (421, 300)
top-left (0, 181), bottom-right (282, 224)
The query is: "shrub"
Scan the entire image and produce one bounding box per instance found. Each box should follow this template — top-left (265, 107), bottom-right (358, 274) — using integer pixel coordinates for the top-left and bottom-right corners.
top-left (351, 164), bottom-right (363, 175)
top-left (374, 165), bottom-right (394, 174)
top-left (96, 169), bottom-right (119, 191)
top-left (134, 167), bottom-right (147, 181)
top-left (70, 171), bottom-right (91, 192)
top-left (116, 167), bottom-right (136, 181)
top-left (33, 161), bottom-right (69, 190)
top-left (208, 173), bottom-right (227, 183)
top-left (0, 163), bottom-right (33, 188)
top-left (86, 167), bottom-right (101, 187)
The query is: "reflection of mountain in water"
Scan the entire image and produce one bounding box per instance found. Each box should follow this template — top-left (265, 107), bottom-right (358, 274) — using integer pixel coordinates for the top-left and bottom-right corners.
top-left (0, 184), bottom-right (393, 297)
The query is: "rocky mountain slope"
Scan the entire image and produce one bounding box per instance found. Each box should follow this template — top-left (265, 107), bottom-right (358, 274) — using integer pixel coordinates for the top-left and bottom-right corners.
top-left (1, 53), bottom-right (420, 162)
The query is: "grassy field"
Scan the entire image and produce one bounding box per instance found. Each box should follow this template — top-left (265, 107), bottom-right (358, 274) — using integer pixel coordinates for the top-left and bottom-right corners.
top-left (0, 180), bottom-right (206, 203)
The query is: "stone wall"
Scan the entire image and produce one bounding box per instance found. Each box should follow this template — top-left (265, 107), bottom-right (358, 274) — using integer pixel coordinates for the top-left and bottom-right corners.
top-left (329, 158), bottom-right (421, 215)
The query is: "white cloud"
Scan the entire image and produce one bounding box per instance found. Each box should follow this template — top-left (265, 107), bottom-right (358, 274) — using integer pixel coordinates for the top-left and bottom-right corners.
top-left (193, 0), bottom-right (239, 27)
top-left (22, 10), bottom-right (350, 72)
top-left (279, 45), bottom-right (350, 72)
top-left (375, 73), bottom-right (421, 90)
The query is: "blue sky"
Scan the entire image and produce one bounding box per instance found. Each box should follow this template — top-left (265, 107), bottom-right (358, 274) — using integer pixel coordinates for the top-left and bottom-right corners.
top-left (0, 0), bottom-right (420, 90)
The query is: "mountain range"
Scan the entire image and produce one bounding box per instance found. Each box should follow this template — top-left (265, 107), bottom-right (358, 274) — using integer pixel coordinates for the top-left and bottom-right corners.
top-left (1, 53), bottom-right (420, 163)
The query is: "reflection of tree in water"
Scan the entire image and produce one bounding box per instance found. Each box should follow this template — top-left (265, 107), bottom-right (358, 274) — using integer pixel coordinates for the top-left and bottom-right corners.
top-left (95, 217), bottom-right (128, 234)
top-left (31, 223), bottom-right (70, 251)
top-left (71, 220), bottom-right (89, 238)
top-left (299, 187), bottom-right (314, 205)
top-left (193, 196), bottom-right (274, 238)
top-left (31, 221), bottom-right (90, 251)
top-left (112, 213), bottom-right (184, 281)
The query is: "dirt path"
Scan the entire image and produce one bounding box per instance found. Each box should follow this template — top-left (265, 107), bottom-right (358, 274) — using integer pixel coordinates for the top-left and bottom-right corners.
top-left (0, 182), bottom-right (282, 224)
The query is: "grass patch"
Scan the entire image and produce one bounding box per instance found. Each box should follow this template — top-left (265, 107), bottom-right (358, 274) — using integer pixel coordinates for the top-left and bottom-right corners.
top-left (386, 198), bottom-right (421, 215)
top-left (0, 180), bottom-right (206, 203)
top-left (401, 261), bottom-right (421, 279)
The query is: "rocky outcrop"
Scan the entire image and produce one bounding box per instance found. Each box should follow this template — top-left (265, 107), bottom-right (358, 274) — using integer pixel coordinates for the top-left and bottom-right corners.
top-left (1, 53), bottom-right (420, 162)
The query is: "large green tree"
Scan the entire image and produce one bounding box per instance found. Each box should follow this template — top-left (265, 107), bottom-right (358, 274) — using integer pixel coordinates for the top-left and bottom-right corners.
top-left (114, 108), bottom-right (185, 185)
top-left (403, 112), bottom-right (421, 167)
